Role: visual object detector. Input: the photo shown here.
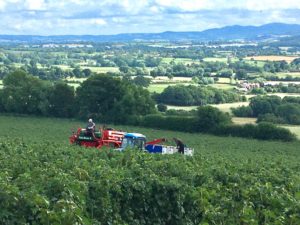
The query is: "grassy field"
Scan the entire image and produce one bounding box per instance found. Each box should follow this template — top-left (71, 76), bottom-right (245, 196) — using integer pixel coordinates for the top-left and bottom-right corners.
top-left (209, 83), bottom-right (234, 90)
top-left (0, 115), bottom-right (299, 224)
top-left (273, 72), bottom-right (300, 78)
top-left (80, 66), bottom-right (119, 73)
top-left (244, 55), bottom-right (298, 63)
top-left (161, 57), bottom-right (198, 64)
top-left (281, 125), bottom-right (300, 139)
top-left (202, 57), bottom-right (239, 63)
top-left (211, 102), bottom-right (250, 113)
top-left (232, 117), bottom-right (256, 125)
top-left (148, 83), bottom-right (174, 93)
top-left (166, 102), bottom-right (249, 113)
top-left (243, 59), bottom-right (266, 68)
top-left (57, 65), bottom-right (119, 73)
top-left (152, 76), bottom-right (192, 83)
top-left (0, 80), bottom-right (3, 89)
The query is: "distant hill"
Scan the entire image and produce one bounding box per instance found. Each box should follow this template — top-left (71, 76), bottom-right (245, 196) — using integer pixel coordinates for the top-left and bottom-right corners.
top-left (1, 23), bottom-right (300, 43)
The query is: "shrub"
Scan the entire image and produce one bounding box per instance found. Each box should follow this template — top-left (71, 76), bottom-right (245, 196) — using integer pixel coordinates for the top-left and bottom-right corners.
top-left (157, 104), bottom-right (167, 112)
top-left (195, 106), bottom-right (232, 132)
top-left (140, 114), bottom-right (196, 132)
top-left (255, 122), bottom-right (296, 141)
top-left (257, 113), bottom-right (285, 124)
top-left (212, 123), bottom-right (295, 141)
top-left (276, 103), bottom-right (300, 125)
top-left (231, 106), bottom-right (253, 117)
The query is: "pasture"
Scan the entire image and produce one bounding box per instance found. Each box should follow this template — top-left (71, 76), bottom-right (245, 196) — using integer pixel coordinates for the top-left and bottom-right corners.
top-left (273, 72), bottom-right (300, 78)
top-left (57, 65), bottom-right (119, 73)
top-left (244, 55), bottom-right (298, 63)
top-left (161, 57), bottom-right (198, 64)
top-left (202, 57), bottom-right (239, 63)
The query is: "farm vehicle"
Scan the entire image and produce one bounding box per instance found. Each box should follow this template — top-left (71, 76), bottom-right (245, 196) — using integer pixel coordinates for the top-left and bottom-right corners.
top-left (118, 133), bottom-right (194, 156)
top-left (69, 127), bottom-right (125, 148)
top-left (70, 128), bottom-right (193, 156)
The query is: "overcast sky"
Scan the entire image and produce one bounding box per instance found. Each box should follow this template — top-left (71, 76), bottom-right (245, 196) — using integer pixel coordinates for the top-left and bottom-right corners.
top-left (0, 0), bottom-right (300, 35)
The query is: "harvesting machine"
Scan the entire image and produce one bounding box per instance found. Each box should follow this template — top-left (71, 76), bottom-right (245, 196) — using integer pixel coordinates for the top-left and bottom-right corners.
top-left (70, 128), bottom-right (193, 156)
top-left (69, 127), bottom-right (126, 148)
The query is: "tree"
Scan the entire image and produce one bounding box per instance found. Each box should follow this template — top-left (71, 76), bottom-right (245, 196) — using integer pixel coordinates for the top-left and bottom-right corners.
top-left (157, 104), bottom-right (167, 112)
top-left (82, 68), bottom-right (92, 77)
top-left (2, 70), bottom-right (50, 115)
top-left (195, 106), bottom-right (231, 132)
top-left (132, 76), bottom-right (151, 87)
top-left (48, 82), bottom-right (75, 117)
top-left (235, 69), bottom-right (247, 79)
top-left (75, 74), bottom-right (155, 122)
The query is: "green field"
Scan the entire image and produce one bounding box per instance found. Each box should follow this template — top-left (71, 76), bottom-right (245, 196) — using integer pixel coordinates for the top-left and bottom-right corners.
top-left (161, 57), bottom-right (198, 64)
top-left (58, 65), bottom-right (119, 73)
top-left (147, 83), bottom-right (194, 93)
top-left (0, 80), bottom-right (3, 89)
top-left (209, 83), bottom-right (234, 90)
top-left (80, 66), bottom-right (119, 73)
top-left (0, 115), bottom-right (300, 224)
top-left (274, 72), bottom-right (300, 78)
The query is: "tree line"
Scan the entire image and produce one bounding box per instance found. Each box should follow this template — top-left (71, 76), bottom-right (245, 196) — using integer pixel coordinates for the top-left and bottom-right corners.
top-left (232, 95), bottom-right (300, 125)
top-left (155, 85), bottom-right (246, 106)
top-left (0, 70), bottom-right (155, 123)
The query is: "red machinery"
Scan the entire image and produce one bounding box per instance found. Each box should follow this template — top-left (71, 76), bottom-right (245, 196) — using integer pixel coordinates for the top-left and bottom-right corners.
top-left (69, 128), bottom-right (126, 148)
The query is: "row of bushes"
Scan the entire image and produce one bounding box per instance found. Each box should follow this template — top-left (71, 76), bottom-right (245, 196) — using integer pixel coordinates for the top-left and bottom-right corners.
top-left (138, 113), bottom-right (296, 142)
top-left (155, 85), bottom-right (246, 106)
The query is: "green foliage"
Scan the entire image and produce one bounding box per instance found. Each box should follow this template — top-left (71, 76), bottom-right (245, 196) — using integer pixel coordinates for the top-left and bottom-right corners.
top-left (76, 74), bottom-right (155, 123)
top-left (0, 71), bottom-right (75, 117)
top-left (1, 70), bottom-right (51, 115)
top-left (0, 115), bottom-right (299, 224)
top-left (140, 114), bottom-right (196, 132)
top-left (132, 76), bottom-right (151, 87)
top-left (249, 95), bottom-right (281, 117)
top-left (231, 105), bottom-right (253, 117)
top-left (48, 82), bottom-right (75, 118)
top-left (213, 122), bottom-right (296, 141)
top-left (257, 113), bottom-right (285, 124)
top-left (156, 85), bottom-right (243, 106)
top-left (157, 103), bottom-right (167, 112)
top-left (244, 96), bottom-right (300, 125)
top-left (195, 106), bottom-right (232, 132)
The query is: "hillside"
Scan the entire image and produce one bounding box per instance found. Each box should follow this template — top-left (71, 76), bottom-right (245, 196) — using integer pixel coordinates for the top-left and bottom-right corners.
top-left (0, 115), bottom-right (300, 224)
top-left (1, 23), bottom-right (300, 43)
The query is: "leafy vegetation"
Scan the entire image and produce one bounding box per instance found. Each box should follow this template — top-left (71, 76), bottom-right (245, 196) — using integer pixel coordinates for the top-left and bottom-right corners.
top-left (156, 85), bottom-right (245, 106)
top-left (0, 115), bottom-right (299, 224)
top-left (233, 95), bottom-right (300, 125)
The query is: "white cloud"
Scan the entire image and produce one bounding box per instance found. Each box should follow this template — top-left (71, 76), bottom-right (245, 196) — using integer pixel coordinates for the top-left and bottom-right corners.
top-left (90, 18), bottom-right (107, 26)
top-left (25, 0), bottom-right (46, 10)
top-left (0, 0), bottom-right (300, 35)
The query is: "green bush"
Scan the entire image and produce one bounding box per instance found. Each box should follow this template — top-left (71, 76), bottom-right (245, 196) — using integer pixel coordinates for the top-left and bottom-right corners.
top-left (140, 114), bottom-right (196, 132)
top-left (255, 122), bottom-right (296, 141)
top-left (195, 106), bottom-right (232, 132)
top-left (157, 103), bottom-right (167, 112)
top-left (212, 123), bottom-right (295, 141)
top-left (231, 106), bottom-right (253, 117)
top-left (257, 113), bottom-right (285, 124)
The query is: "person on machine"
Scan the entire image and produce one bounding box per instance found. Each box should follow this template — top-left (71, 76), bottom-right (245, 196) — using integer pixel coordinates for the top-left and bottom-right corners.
top-left (86, 118), bottom-right (96, 139)
top-left (173, 138), bottom-right (185, 154)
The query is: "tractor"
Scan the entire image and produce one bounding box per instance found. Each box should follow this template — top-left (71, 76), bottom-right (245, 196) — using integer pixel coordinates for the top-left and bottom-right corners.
top-left (118, 133), bottom-right (194, 156)
top-left (69, 127), bottom-right (126, 148)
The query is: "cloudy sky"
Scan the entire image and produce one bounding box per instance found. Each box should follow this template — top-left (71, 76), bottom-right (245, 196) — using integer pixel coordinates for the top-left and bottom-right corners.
top-left (0, 0), bottom-right (300, 35)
